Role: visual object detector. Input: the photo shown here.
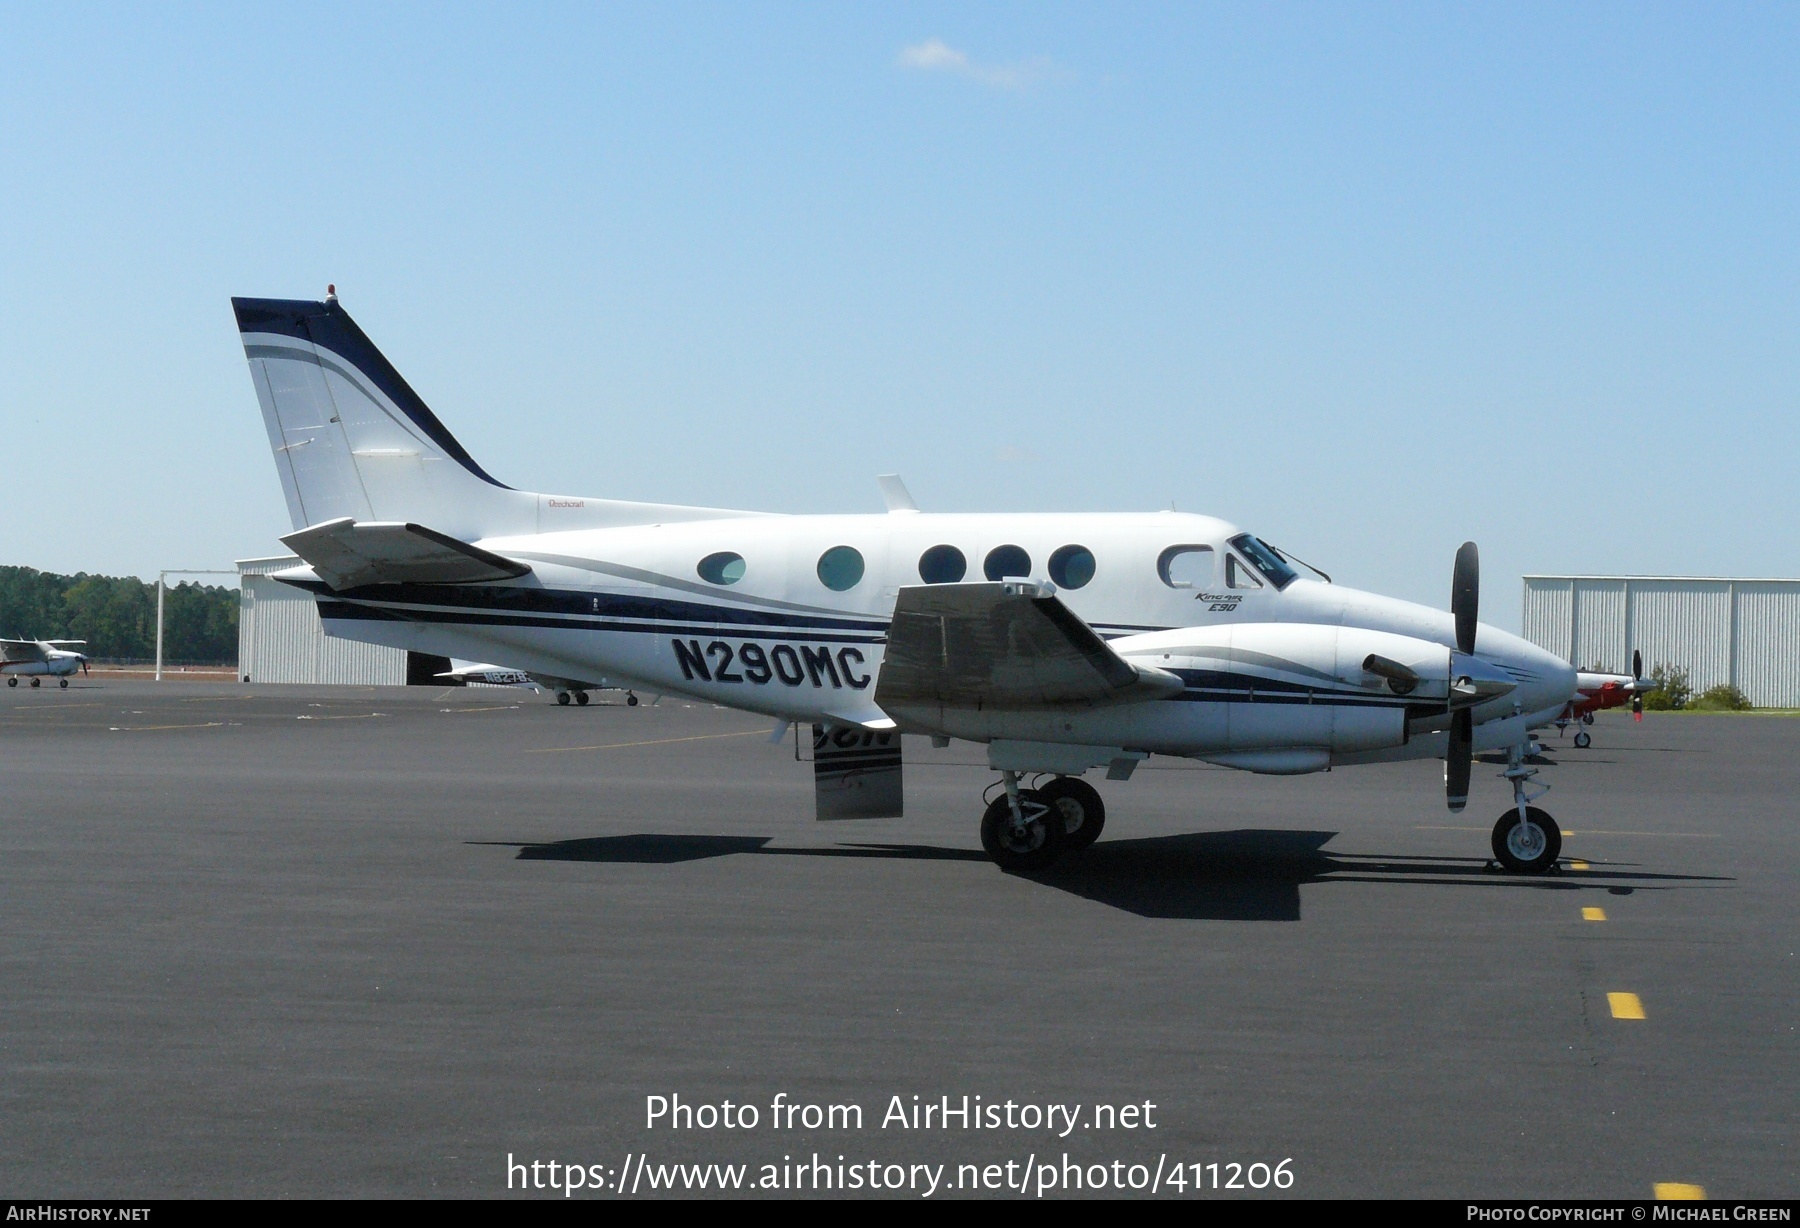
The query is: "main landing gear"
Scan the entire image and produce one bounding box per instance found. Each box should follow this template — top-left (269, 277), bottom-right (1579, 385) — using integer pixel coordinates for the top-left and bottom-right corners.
top-left (978, 771), bottom-right (1106, 871)
top-left (1491, 742), bottom-right (1561, 874)
top-left (5, 677), bottom-right (14, 687)
top-left (555, 690), bottom-right (591, 706)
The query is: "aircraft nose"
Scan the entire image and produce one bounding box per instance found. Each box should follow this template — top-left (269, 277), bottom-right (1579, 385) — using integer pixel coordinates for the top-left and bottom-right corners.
top-left (1501, 635), bottom-right (1578, 716)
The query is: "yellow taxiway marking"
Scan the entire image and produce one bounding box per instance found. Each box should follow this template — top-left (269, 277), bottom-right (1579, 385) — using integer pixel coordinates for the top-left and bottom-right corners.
top-left (1608, 992), bottom-right (1646, 1020)
top-left (1654, 1184), bottom-right (1706, 1200)
top-left (1582, 907), bottom-right (1607, 921)
top-left (108, 721), bottom-right (226, 732)
top-left (1567, 859), bottom-right (1590, 870)
top-left (438, 705), bottom-right (522, 714)
top-left (526, 729), bottom-right (767, 754)
top-left (295, 713), bottom-right (386, 721)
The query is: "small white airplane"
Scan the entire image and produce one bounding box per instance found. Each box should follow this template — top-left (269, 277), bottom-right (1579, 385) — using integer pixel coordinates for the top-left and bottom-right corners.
top-left (2, 639), bottom-right (90, 688)
top-left (234, 290), bottom-right (1580, 873)
top-left (436, 658), bottom-right (639, 706)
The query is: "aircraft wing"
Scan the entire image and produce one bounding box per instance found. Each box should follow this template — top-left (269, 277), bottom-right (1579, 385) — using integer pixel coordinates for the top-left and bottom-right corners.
top-left (0, 639), bottom-right (50, 664)
top-left (874, 581), bottom-right (1182, 714)
top-left (280, 517), bottom-right (531, 590)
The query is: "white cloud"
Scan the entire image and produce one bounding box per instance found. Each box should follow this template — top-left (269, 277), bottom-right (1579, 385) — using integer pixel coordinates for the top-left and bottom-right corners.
top-left (897, 39), bottom-right (1055, 91)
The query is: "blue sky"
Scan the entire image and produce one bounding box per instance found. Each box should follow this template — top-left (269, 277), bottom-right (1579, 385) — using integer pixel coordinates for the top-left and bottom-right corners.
top-left (3, 4), bottom-right (1796, 625)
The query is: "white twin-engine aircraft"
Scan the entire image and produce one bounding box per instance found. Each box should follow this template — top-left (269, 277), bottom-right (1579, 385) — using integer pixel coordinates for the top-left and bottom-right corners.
top-left (234, 291), bottom-right (1579, 874)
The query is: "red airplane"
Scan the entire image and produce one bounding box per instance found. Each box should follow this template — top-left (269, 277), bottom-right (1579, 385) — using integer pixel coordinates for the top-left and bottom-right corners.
top-left (1555, 650), bottom-right (1656, 748)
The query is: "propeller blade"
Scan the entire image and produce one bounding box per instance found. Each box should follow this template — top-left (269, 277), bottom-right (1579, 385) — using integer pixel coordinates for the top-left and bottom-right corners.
top-left (1633, 649), bottom-right (1642, 681)
top-left (1452, 541), bottom-right (1479, 656)
top-left (1445, 708), bottom-right (1473, 812)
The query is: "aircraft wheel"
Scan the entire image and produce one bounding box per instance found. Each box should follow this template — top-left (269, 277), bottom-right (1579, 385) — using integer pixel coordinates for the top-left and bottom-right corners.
top-left (626, 693), bottom-right (639, 707)
top-left (58, 678), bottom-right (68, 688)
top-left (6, 677), bottom-right (15, 687)
top-left (575, 691), bottom-right (590, 706)
top-left (1572, 730), bottom-right (1591, 749)
top-left (980, 791), bottom-right (1064, 872)
top-left (1581, 713), bottom-right (1595, 726)
top-left (1038, 776), bottom-right (1105, 852)
top-left (30, 678), bottom-right (39, 688)
top-left (556, 691), bottom-right (571, 706)
top-left (1491, 807), bottom-right (1561, 875)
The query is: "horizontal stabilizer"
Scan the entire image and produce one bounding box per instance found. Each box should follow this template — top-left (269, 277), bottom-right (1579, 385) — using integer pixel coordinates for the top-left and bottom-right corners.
top-left (875, 581), bottom-right (1182, 713)
top-left (280, 517), bottom-right (531, 590)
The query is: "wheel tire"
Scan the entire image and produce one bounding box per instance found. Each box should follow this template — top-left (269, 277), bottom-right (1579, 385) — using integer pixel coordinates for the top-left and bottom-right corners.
top-left (627, 694), bottom-right (639, 706)
top-left (1491, 807), bottom-right (1562, 874)
top-left (6, 677), bottom-right (14, 686)
top-left (575, 691), bottom-right (590, 706)
top-left (58, 678), bottom-right (68, 688)
top-left (980, 790), bottom-right (1065, 872)
top-left (1573, 730), bottom-right (1591, 749)
top-left (1037, 776), bottom-right (1105, 852)
top-left (556, 691), bottom-right (571, 706)
top-left (30, 678), bottom-right (39, 688)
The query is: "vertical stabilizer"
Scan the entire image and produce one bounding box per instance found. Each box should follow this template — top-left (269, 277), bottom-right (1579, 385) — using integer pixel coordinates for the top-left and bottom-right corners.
top-left (234, 292), bottom-right (765, 540)
top-left (233, 295), bottom-right (534, 539)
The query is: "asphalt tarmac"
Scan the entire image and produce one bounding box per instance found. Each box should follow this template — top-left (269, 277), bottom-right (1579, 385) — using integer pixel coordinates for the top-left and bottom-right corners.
top-left (0, 681), bottom-right (1792, 1199)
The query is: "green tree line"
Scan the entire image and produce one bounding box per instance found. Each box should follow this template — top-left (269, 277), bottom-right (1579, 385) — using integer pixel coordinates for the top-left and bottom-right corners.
top-left (0, 566), bottom-right (237, 664)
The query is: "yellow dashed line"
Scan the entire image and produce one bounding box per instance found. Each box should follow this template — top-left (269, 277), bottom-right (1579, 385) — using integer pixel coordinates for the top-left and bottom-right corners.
top-left (1607, 992), bottom-right (1646, 1020)
top-left (525, 729), bottom-right (767, 754)
top-left (1582, 907), bottom-right (1607, 921)
top-left (1654, 1183), bottom-right (1705, 1200)
top-left (1567, 859), bottom-right (1590, 870)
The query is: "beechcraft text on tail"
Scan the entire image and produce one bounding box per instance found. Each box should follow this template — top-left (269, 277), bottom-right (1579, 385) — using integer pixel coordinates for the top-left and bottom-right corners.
top-left (233, 289), bottom-right (1580, 873)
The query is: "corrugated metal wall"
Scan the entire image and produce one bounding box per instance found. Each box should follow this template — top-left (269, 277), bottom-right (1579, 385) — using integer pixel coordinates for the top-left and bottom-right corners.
top-left (237, 557), bottom-right (406, 685)
top-left (1522, 576), bottom-right (1800, 707)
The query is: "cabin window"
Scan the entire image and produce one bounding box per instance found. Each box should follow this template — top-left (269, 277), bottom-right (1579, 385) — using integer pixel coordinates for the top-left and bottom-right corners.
top-left (983, 544), bottom-right (1032, 581)
top-left (1226, 554), bottom-right (1264, 589)
top-left (1158, 545), bottom-right (1214, 589)
top-left (918, 544), bottom-right (967, 584)
top-left (697, 552), bottom-right (746, 585)
top-left (816, 545), bottom-right (865, 591)
top-left (1048, 544), bottom-right (1096, 590)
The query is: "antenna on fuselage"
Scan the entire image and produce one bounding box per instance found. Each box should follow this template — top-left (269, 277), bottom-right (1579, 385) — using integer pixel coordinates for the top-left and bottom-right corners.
top-left (877, 475), bottom-right (919, 514)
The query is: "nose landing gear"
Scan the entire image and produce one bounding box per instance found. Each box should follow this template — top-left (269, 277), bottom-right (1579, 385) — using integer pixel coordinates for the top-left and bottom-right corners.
top-left (1491, 743), bottom-right (1561, 874)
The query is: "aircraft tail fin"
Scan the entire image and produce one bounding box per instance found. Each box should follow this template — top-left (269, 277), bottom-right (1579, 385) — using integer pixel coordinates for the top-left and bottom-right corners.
top-left (234, 293), bottom-right (536, 539)
top-left (233, 291), bottom-right (761, 542)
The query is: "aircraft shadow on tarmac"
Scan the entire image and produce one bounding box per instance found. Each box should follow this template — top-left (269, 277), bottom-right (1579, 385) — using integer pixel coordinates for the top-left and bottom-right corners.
top-left (476, 830), bottom-right (1731, 922)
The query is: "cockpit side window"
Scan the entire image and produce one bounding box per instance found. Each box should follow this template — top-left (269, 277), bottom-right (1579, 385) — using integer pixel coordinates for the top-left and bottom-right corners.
top-left (1228, 534), bottom-right (1297, 590)
top-left (1226, 554), bottom-right (1263, 589)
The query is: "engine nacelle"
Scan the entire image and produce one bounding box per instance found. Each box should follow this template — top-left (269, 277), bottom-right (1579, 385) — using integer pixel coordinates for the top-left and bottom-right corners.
top-left (1113, 622), bottom-right (1473, 763)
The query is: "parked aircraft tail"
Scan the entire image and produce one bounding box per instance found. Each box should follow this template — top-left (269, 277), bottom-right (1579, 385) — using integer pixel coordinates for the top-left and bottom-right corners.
top-left (233, 290), bottom-right (754, 542)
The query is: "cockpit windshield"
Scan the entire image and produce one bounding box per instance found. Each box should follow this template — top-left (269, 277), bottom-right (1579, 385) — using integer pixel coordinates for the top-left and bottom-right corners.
top-left (1228, 534), bottom-right (1299, 590)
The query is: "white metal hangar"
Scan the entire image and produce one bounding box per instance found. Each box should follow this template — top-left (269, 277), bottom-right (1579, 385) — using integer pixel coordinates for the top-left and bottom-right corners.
top-left (1522, 575), bottom-right (1800, 707)
top-left (237, 555), bottom-right (418, 685)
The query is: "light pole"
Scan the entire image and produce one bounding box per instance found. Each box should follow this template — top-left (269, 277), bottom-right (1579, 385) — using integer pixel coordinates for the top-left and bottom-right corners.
top-left (155, 569), bottom-right (238, 681)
